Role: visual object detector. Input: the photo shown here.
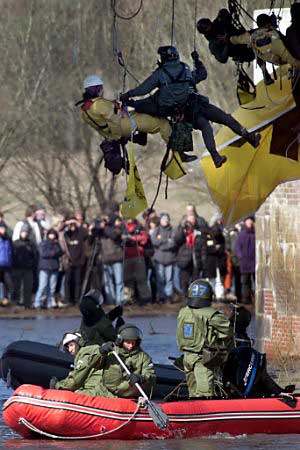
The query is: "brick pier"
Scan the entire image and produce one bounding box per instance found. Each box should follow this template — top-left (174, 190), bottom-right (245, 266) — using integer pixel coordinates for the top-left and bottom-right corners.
top-left (256, 180), bottom-right (300, 360)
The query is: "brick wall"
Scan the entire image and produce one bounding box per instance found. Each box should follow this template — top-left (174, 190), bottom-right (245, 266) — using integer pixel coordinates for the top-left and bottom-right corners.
top-left (256, 180), bottom-right (300, 360)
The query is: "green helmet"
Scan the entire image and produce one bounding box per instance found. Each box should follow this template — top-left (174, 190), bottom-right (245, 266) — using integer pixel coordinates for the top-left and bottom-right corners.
top-left (117, 323), bottom-right (143, 345)
top-left (187, 279), bottom-right (213, 308)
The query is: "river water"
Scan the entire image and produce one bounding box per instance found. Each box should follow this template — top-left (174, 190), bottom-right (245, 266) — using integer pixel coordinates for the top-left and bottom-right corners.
top-left (1, 315), bottom-right (300, 449)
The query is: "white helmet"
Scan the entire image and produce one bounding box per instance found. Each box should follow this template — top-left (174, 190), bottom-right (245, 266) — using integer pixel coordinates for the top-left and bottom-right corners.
top-left (83, 75), bottom-right (104, 90)
top-left (62, 332), bottom-right (81, 348)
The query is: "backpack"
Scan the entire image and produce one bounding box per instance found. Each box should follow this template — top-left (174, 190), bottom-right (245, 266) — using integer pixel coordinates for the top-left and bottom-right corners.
top-left (250, 29), bottom-right (282, 65)
top-left (100, 140), bottom-right (123, 175)
top-left (158, 62), bottom-right (192, 110)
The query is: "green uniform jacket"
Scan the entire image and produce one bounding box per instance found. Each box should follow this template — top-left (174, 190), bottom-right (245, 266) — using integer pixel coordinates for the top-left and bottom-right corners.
top-left (99, 346), bottom-right (156, 398)
top-left (176, 305), bottom-right (232, 353)
top-left (80, 315), bottom-right (117, 346)
top-left (55, 344), bottom-right (113, 396)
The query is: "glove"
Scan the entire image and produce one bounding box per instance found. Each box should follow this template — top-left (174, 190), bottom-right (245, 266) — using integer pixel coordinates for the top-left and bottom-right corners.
top-left (128, 373), bottom-right (144, 386)
top-left (49, 376), bottom-right (58, 389)
top-left (120, 92), bottom-right (131, 103)
top-left (191, 50), bottom-right (199, 61)
top-left (100, 341), bottom-right (115, 355)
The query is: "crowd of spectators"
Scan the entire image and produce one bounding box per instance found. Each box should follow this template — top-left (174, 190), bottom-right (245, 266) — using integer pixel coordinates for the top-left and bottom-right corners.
top-left (0, 203), bottom-right (256, 310)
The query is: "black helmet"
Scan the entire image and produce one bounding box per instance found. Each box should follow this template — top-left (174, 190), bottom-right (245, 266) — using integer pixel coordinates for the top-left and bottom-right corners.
top-left (157, 45), bottom-right (179, 63)
top-left (79, 289), bottom-right (104, 320)
top-left (116, 323), bottom-right (143, 346)
top-left (187, 279), bottom-right (213, 308)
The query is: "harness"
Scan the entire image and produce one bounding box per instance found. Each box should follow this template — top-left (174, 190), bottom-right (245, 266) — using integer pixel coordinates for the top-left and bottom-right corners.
top-left (160, 62), bottom-right (187, 86)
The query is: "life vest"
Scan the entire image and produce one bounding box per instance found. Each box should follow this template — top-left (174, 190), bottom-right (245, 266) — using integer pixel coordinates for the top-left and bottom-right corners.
top-left (250, 29), bottom-right (283, 65)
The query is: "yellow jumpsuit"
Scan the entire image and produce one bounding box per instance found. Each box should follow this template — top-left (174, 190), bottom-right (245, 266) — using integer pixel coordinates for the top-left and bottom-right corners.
top-left (230, 30), bottom-right (300, 68)
top-left (80, 97), bottom-right (172, 143)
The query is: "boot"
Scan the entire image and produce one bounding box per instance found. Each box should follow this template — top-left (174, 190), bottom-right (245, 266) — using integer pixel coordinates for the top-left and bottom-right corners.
top-left (242, 129), bottom-right (261, 149)
top-left (180, 152), bottom-right (198, 163)
top-left (210, 150), bottom-right (227, 168)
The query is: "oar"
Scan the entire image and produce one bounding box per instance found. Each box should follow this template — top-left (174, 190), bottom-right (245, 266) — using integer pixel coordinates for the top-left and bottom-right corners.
top-left (112, 350), bottom-right (169, 430)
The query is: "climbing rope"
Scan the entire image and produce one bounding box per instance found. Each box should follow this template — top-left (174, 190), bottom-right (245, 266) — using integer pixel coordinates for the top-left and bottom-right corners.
top-left (171, 0), bottom-right (175, 45)
top-left (110, 0), bottom-right (143, 20)
top-left (19, 399), bottom-right (142, 440)
top-left (72, 0), bottom-right (78, 64)
top-left (193, 0), bottom-right (198, 52)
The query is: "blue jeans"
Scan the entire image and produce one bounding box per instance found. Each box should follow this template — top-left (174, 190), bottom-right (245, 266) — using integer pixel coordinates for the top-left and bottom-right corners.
top-left (155, 263), bottom-right (174, 300)
top-left (34, 270), bottom-right (58, 308)
top-left (103, 262), bottom-right (124, 305)
top-left (173, 264), bottom-right (182, 294)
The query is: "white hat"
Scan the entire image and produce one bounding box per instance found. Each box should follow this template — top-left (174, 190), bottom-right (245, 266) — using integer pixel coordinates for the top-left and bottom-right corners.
top-left (83, 75), bottom-right (104, 89)
top-left (62, 332), bottom-right (81, 347)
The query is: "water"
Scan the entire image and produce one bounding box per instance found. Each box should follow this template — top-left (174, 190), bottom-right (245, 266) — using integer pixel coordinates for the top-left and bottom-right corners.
top-left (1, 315), bottom-right (300, 449)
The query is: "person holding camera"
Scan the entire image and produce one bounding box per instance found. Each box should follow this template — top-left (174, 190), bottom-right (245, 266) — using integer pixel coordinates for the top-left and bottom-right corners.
top-left (64, 218), bottom-right (88, 305)
top-left (123, 219), bottom-right (151, 306)
top-left (174, 218), bottom-right (204, 296)
top-left (89, 215), bottom-right (125, 306)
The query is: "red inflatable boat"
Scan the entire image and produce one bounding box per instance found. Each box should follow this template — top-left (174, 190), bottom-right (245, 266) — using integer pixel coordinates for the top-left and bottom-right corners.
top-left (3, 384), bottom-right (300, 440)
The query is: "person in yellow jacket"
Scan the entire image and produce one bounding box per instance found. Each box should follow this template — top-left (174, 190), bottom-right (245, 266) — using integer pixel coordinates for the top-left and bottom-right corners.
top-left (176, 279), bottom-right (232, 398)
top-left (77, 75), bottom-right (172, 144)
top-left (230, 13), bottom-right (300, 69)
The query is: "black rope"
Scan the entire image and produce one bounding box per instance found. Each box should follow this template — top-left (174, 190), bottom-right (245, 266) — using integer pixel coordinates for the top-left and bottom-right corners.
top-left (171, 0), bottom-right (175, 45)
top-left (193, 0), bottom-right (198, 51)
top-left (111, 0), bottom-right (141, 89)
top-left (110, 0), bottom-right (143, 20)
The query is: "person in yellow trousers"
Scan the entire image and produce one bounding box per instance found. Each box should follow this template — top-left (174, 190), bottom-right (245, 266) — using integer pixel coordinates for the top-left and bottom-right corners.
top-left (77, 75), bottom-right (171, 144)
top-left (229, 13), bottom-right (300, 69)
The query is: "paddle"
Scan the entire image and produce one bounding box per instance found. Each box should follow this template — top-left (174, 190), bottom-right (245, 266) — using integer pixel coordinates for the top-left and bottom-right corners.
top-left (112, 350), bottom-right (169, 430)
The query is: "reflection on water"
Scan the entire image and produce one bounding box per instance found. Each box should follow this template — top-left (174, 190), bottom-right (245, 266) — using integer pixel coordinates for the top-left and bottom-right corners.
top-left (1, 316), bottom-right (300, 449)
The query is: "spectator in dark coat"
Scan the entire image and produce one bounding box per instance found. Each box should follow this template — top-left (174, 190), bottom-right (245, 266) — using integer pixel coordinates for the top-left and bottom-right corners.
top-left (64, 219), bottom-right (88, 305)
top-left (34, 229), bottom-right (64, 309)
top-left (235, 217), bottom-right (255, 304)
top-left (123, 219), bottom-right (151, 306)
top-left (174, 220), bottom-right (203, 295)
top-left (12, 223), bottom-right (37, 308)
top-left (100, 215), bottom-right (125, 306)
top-left (0, 223), bottom-right (13, 306)
top-left (151, 214), bottom-right (176, 303)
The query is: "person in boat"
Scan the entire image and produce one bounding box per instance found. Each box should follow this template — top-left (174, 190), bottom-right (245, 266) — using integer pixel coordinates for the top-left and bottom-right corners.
top-left (229, 13), bottom-right (300, 69)
top-left (121, 45), bottom-right (261, 169)
top-left (176, 279), bottom-right (232, 398)
top-left (96, 323), bottom-right (156, 398)
top-left (223, 347), bottom-right (285, 398)
top-left (78, 289), bottom-right (118, 346)
top-left (52, 332), bottom-right (113, 397)
top-left (229, 303), bottom-right (252, 347)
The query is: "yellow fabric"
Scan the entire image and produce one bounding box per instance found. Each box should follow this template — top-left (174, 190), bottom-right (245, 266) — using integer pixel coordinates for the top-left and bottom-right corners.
top-left (200, 67), bottom-right (300, 226)
top-left (120, 143), bottom-right (148, 218)
top-left (81, 98), bottom-right (172, 143)
top-left (163, 151), bottom-right (187, 180)
top-left (237, 87), bottom-right (256, 106)
top-left (231, 30), bottom-right (300, 68)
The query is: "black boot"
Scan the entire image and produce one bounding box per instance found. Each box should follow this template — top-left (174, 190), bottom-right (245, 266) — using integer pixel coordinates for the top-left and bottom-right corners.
top-left (242, 130), bottom-right (261, 149)
top-left (180, 152), bottom-right (198, 163)
top-left (210, 151), bottom-right (227, 168)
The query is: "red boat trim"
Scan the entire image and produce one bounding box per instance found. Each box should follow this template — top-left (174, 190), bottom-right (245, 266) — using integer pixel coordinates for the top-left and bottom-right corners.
top-left (4, 395), bottom-right (300, 423)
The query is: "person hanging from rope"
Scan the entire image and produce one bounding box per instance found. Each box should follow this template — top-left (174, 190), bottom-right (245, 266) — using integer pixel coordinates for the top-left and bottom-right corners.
top-left (196, 9), bottom-right (274, 85)
top-left (120, 45), bottom-right (204, 163)
top-left (76, 75), bottom-right (173, 174)
top-left (229, 13), bottom-right (300, 69)
top-left (120, 46), bottom-right (261, 169)
top-left (185, 50), bottom-right (261, 168)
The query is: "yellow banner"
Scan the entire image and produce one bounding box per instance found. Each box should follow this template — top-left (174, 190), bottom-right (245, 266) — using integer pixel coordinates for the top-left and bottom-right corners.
top-left (201, 66), bottom-right (300, 226)
top-left (120, 143), bottom-right (148, 218)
